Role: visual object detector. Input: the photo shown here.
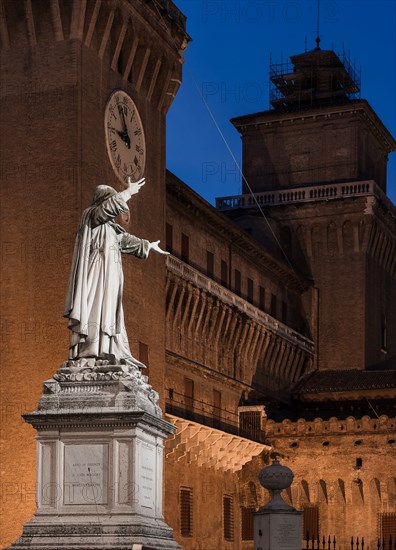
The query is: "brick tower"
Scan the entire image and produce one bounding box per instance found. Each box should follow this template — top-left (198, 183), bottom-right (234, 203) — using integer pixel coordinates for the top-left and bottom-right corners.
top-left (0, 1), bottom-right (189, 546)
top-left (215, 38), bottom-right (396, 547)
top-left (219, 38), bottom-right (396, 373)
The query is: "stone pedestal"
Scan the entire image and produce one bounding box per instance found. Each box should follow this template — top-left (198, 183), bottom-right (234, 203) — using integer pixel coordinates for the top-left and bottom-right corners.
top-left (7, 363), bottom-right (180, 550)
top-left (254, 510), bottom-right (302, 550)
top-left (254, 459), bottom-right (302, 550)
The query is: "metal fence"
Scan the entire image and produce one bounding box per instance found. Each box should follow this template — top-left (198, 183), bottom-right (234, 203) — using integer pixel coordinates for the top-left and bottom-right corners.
top-left (302, 535), bottom-right (396, 550)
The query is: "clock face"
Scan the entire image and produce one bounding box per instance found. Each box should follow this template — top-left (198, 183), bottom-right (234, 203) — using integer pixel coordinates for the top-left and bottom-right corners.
top-left (104, 90), bottom-right (146, 184)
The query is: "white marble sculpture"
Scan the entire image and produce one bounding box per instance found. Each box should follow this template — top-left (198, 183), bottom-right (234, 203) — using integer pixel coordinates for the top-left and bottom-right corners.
top-left (64, 177), bottom-right (168, 368)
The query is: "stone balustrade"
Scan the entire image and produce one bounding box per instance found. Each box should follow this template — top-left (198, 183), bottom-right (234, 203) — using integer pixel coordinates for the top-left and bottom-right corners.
top-left (216, 180), bottom-right (396, 218)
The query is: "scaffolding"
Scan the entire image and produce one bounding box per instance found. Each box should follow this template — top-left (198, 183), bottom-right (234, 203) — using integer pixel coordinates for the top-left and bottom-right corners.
top-left (269, 47), bottom-right (361, 109)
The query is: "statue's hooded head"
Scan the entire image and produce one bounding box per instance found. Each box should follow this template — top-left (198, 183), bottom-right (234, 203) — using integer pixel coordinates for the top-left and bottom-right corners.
top-left (92, 185), bottom-right (117, 206)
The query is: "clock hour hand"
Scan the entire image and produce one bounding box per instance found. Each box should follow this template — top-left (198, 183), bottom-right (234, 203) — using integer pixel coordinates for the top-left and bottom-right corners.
top-left (116, 129), bottom-right (131, 149)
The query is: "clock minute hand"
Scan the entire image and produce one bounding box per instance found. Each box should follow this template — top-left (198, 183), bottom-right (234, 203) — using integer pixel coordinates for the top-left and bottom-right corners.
top-left (118, 105), bottom-right (128, 133)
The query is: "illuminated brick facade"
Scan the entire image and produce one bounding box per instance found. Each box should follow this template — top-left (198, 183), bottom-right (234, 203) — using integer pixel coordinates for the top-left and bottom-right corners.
top-left (0, 2), bottom-right (395, 549)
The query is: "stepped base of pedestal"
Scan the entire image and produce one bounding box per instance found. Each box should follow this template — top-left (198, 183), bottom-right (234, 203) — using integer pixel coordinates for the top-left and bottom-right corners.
top-left (7, 514), bottom-right (181, 550)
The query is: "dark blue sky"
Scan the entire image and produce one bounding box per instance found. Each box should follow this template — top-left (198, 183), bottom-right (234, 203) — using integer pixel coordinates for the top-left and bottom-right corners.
top-left (166, 0), bottom-right (396, 205)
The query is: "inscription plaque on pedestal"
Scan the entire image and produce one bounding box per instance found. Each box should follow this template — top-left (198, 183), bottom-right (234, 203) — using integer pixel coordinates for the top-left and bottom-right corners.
top-left (64, 444), bottom-right (108, 505)
top-left (141, 445), bottom-right (155, 508)
top-left (271, 514), bottom-right (301, 549)
top-left (255, 511), bottom-right (302, 550)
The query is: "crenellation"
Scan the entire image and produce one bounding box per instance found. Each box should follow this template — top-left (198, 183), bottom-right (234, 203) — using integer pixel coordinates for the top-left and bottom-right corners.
top-left (265, 414), bottom-right (395, 437)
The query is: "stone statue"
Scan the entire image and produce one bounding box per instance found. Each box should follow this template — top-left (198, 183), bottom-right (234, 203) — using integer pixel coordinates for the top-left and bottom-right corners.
top-left (63, 177), bottom-right (168, 370)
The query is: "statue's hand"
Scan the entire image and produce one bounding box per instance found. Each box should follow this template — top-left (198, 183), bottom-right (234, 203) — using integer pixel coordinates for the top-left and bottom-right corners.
top-left (149, 240), bottom-right (169, 255)
top-left (127, 177), bottom-right (145, 195)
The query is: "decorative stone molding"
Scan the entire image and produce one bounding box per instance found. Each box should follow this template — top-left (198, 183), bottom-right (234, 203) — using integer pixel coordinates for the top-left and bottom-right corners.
top-left (166, 255), bottom-right (314, 353)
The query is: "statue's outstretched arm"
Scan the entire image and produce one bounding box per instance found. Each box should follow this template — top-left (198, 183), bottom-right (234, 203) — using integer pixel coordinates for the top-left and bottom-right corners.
top-left (119, 177), bottom-right (145, 203)
top-left (149, 240), bottom-right (169, 255)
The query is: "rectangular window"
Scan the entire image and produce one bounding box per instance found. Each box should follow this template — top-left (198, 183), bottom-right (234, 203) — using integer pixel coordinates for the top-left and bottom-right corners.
top-left (221, 260), bottom-right (228, 288)
top-left (223, 495), bottom-right (234, 541)
top-left (259, 286), bottom-right (266, 310)
top-left (270, 293), bottom-right (277, 318)
top-left (303, 505), bottom-right (319, 540)
top-left (181, 233), bottom-right (189, 263)
top-left (380, 512), bottom-right (396, 543)
top-left (184, 377), bottom-right (194, 411)
top-left (180, 487), bottom-right (193, 537)
top-left (282, 301), bottom-right (288, 324)
top-left (165, 223), bottom-right (173, 254)
top-left (241, 506), bottom-right (255, 541)
top-left (206, 251), bottom-right (214, 279)
top-left (239, 410), bottom-right (262, 442)
top-left (234, 269), bottom-right (241, 295)
top-left (247, 278), bottom-right (254, 304)
top-left (139, 342), bottom-right (149, 375)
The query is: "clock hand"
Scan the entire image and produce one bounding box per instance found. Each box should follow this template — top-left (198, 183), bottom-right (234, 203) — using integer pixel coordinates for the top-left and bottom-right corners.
top-left (116, 129), bottom-right (131, 149)
top-left (123, 130), bottom-right (131, 149)
top-left (118, 105), bottom-right (129, 134)
top-left (117, 106), bottom-right (131, 149)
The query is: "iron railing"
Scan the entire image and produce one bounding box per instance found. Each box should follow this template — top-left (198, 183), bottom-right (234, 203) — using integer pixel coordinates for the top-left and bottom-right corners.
top-left (165, 389), bottom-right (266, 443)
top-left (302, 535), bottom-right (395, 550)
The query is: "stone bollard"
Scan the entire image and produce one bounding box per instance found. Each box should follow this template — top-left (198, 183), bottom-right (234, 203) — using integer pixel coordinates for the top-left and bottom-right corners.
top-left (254, 459), bottom-right (302, 550)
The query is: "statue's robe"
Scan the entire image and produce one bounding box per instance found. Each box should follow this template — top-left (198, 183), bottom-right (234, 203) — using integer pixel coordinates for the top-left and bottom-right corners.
top-left (64, 192), bottom-right (149, 362)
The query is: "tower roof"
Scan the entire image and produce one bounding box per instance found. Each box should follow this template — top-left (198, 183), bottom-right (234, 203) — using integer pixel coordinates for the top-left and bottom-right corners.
top-left (270, 45), bottom-right (360, 109)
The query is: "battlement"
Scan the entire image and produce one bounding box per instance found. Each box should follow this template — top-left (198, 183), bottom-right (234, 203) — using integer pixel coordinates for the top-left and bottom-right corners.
top-left (265, 415), bottom-right (395, 437)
